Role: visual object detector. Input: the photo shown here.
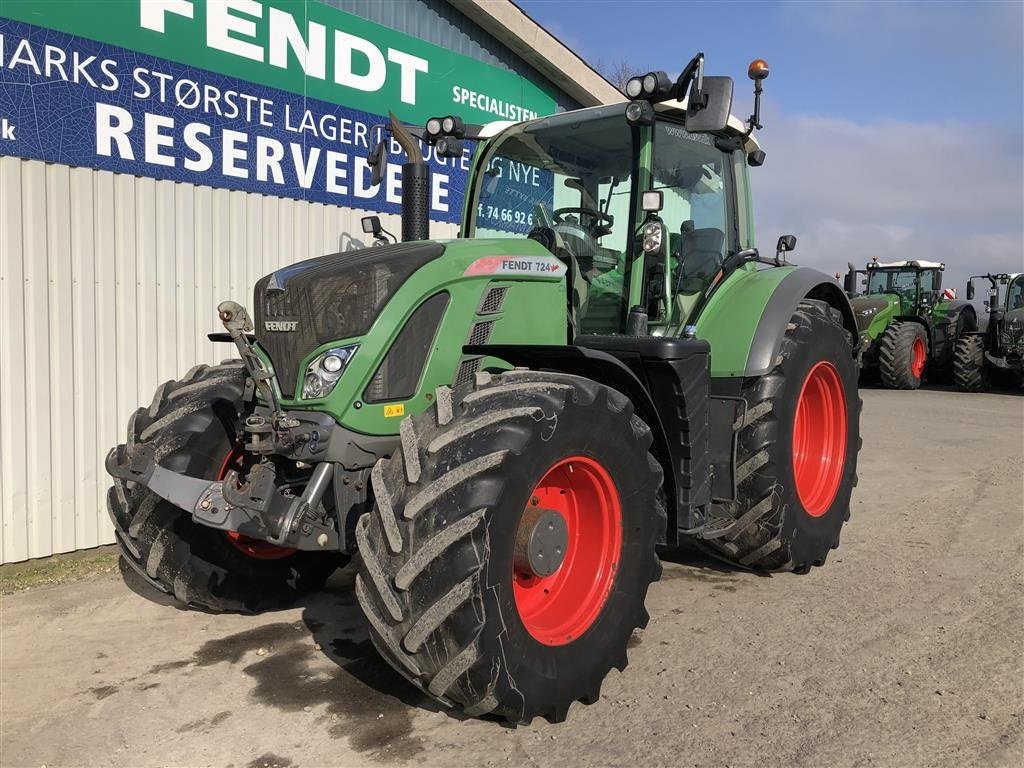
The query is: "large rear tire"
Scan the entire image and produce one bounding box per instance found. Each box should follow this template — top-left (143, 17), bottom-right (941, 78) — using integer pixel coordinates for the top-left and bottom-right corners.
top-left (107, 362), bottom-right (346, 613)
top-left (700, 300), bottom-right (860, 572)
top-left (878, 320), bottom-right (928, 389)
top-left (953, 335), bottom-right (987, 392)
top-left (354, 371), bottom-right (664, 723)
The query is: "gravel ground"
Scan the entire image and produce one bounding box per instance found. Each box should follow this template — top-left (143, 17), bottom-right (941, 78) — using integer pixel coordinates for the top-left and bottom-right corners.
top-left (1, 386), bottom-right (1022, 768)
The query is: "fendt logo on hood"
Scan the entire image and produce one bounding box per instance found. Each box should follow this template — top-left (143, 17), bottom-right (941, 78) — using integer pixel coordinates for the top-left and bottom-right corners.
top-left (265, 320), bottom-right (298, 332)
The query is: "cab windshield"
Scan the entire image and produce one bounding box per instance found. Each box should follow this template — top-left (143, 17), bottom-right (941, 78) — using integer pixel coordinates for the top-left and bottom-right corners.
top-left (469, 110), bottom-right (638, 332)
top-left (867, 269), bottom-right (918, 295)
top-left (467, 111), bottom-right (737, 332)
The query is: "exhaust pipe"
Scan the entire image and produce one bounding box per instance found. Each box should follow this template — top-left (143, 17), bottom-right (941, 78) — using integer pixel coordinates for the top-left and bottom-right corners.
top-left (389, 112), bottom-right (430, 242)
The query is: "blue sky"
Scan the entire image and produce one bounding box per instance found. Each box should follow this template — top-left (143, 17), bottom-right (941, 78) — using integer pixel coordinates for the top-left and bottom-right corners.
top-left (519, 0), bottom-right (1024, 290)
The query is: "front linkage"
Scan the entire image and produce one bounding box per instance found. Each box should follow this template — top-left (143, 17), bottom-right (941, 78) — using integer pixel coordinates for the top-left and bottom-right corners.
top-left (107, 301), bottom-right (348, 554)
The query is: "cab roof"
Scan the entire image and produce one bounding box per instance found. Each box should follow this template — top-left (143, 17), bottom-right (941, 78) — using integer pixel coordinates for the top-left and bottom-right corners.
top-left (869, 260), bottom-right (945, 270)
top-left (480, 100), bottom-right (761, 153)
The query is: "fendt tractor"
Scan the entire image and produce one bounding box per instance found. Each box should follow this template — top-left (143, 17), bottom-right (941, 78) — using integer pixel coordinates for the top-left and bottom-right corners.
top-left (953, 272), bottom-right (1024, 391)
top-left (107, 55), bottom-right (861, 723)
top-left (842, 258), bottom-right (976, 389)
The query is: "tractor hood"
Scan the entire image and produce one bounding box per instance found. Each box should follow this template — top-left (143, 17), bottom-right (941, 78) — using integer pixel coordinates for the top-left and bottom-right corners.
top-left (253, 241), bottom-right (446, 398)
top-left (850, 295), bottom-right (895, 332)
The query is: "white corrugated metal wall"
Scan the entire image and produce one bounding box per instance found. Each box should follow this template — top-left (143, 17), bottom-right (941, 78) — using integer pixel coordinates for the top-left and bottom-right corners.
top-left (0, 156), bottom-right (457, 563)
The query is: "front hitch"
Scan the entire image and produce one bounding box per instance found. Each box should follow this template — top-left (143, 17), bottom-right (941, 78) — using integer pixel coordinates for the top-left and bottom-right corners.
top-left (105, 445), bottom-right (339, 551)
top-left (217, 300), bottom-right (285, 418)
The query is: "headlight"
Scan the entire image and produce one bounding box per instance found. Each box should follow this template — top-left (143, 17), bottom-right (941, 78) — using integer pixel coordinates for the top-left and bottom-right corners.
top-left (642, 221), bottom-right (664, 255)
top-left (301, 345), bottom-right (357, 399)
top-left (625, 77), bottom-right (643, 99)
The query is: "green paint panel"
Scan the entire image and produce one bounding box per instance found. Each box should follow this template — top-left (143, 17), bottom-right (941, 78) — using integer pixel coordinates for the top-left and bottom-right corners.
top-left (0, 0), bottom-right (557, 124)
top-left (695, 264), bottom-right (792, 377)
top-left (272, 237), bottom-right (565, 436)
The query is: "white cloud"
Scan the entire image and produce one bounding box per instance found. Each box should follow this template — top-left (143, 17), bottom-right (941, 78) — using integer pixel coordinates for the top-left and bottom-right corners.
top-left (752, 113), bottom-right (1024, 290)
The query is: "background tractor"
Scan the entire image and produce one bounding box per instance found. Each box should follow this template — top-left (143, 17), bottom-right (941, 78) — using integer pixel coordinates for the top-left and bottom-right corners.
top-left (843, 259), bottom-right (976, 389)
top-left (954, 273), bottom-right (1024, 391)
top-left (107, 54), bottom-right (861, 724)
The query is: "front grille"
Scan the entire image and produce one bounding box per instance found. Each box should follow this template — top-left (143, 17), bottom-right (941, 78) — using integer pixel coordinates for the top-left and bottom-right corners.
top-left (478, 286), bottom-right (508, 314)
top-left (467, 321), bottom-right (494, 346)
top-left (364, 292), bottom-right (449, 403)
top-left (454, 357), bottom-right (481, 387)
top-left (253, 242), bottom-right (445, 397)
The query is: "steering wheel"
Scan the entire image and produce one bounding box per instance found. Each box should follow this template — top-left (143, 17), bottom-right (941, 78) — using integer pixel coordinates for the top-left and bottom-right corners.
top-left (552, 207), bottom-right (613, 230)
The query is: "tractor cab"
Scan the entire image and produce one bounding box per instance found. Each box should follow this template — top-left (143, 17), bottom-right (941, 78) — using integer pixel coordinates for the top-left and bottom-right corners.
top-left (461, 104), bottom-right (752, 336)
top-left (859, 259), bottom-right (945, 315)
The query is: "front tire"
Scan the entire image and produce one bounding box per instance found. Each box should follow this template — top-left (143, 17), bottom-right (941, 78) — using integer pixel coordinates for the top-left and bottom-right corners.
top-left (700, 300), bottom-right (860, 572)
top-left (355, 371), bottom-right (664, 723)
top-left (106, 362), bottom-right (346, 613)
top-left (953, 335), bottom-right (987, 391)
top-left (878, 320), bottom-right (928, 389)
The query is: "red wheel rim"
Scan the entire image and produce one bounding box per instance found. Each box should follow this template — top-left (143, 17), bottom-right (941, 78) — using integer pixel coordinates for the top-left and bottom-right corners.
top-left (218, 446), bottom-right (297, 560)
top-left (911, 337), bottom-right (926, 378)
top-left (792, 362), bottom-right (848, 517)
top-left (512, 456), bottom-right (622, 646)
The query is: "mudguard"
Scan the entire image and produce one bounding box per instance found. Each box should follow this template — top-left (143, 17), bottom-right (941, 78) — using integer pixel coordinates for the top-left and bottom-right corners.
top-left (695, 265), bottom-right (857, 377)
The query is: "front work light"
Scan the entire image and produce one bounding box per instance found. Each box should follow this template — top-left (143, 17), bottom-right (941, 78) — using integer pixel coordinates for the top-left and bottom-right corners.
top-left (302, 345), bottom-right (358, 399)
top-left (641, 71), bottom-right (672, 100)
top-left (625, 99), bottom-right (656, 126)
top-left (625, 77), bottom-right (644, 99)
top-left (441, 115), bottom-right (465, 137)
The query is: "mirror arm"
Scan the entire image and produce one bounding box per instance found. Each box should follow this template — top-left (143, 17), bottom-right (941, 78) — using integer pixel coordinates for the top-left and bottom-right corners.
top-left (673, 52), bottom-right (705, 105)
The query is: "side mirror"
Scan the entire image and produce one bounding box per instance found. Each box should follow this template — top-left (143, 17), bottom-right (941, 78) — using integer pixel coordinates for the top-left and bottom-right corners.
top-left (774, 235), bottom-right (797, 265)
top-left (366, 130), bottom-right (388, 188)
top-left (776, 234), bottom-right (797, 253)
top-left (685, 76), bottom-right (733, 134)
top-left (966, 281), bottom-right (975, 300)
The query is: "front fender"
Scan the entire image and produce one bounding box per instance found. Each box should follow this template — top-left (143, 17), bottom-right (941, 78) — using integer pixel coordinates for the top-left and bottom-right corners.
top-left (695, 266), bottom-right (857, 377)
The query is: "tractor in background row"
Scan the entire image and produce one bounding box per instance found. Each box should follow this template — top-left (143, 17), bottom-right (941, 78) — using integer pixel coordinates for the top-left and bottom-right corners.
top-left (954, 273), bottom-right (1024, 391)
top-left (842, 258), bottom-right (976, 389)
top-left (107, 54), bottom-right (861, 723)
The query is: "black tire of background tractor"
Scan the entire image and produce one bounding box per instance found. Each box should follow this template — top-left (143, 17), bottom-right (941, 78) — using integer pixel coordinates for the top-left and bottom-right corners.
top-left (953, 335), bottom-right (987, 392)
top-left (355, 371), bottom-right (664, 723)
top-left (878, 321), bottom-right (928, 389)
top-left (107, 362), bottom-right (346, 613)
top-left (699, 300), bottom-right (860, 572)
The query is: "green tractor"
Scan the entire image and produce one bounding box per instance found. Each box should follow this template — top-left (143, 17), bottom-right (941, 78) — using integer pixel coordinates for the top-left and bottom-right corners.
top-left (842, 259), bottom-right (976, 389)
top-left (107, 55), bottom-right (861, 723)
top-left (953, 272), bottom-right (1024, 390)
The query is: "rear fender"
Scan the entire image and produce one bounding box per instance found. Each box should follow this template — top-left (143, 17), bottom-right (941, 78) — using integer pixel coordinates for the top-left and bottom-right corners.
top-left (697, 266), bottom-right (857, 377)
